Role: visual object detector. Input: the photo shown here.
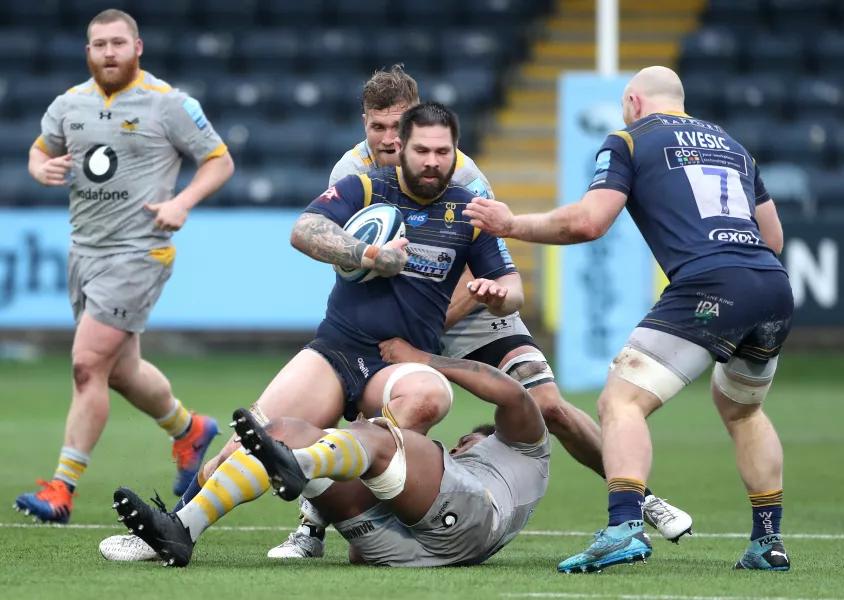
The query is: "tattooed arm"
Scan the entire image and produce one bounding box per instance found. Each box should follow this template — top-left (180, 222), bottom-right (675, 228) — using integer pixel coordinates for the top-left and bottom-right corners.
top-left (290, 213), bottom-right (408, 276)
top-left (378, 337), bottom-right (545, 443)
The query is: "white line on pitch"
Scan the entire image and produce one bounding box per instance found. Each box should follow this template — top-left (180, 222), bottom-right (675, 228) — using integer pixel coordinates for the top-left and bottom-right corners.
top-left (1, 523), bottom-right (842, 540)
top-left (502, 595), bottom-right (844, 600)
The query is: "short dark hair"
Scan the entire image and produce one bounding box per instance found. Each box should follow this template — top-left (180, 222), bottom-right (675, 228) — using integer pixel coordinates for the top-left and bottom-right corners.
top-left (87, 9), bottom-right (139, 42)
top-left (472, 424), bottom-right (496, 437)
top-left (361, 64), bottom-right (420, 113)
top-left (398, 101), bottom-right (459, 146)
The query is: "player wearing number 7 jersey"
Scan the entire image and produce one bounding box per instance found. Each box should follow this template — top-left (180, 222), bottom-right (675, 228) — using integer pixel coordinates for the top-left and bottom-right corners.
top-left (464, 66), bottom-right (792, 574)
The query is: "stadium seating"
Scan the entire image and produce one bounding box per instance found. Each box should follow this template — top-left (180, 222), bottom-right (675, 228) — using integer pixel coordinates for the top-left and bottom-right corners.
top-left (681, 0), bottom-right (844, 222)
top-left (0, 0), bottom-right (552, 208)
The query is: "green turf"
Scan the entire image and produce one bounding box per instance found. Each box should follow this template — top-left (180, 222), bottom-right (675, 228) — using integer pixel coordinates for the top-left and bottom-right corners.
top-left (1, 354), bottom-right (841, 600)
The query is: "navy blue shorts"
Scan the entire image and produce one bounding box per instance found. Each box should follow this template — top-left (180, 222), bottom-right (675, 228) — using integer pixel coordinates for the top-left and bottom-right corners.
top-left (639, 267), bottom-right (793, 363)
top-left (305, 337), bottom-right (391, 422)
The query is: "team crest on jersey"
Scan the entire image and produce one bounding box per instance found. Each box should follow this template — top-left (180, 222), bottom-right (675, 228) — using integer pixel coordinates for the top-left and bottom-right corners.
top-left (444, 202), bottom-right (457, 228)
top-left (121, 118), bottom-right (139, 132)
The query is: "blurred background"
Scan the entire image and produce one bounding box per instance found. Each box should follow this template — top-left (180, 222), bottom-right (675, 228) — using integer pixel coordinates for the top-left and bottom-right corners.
top-left (0, 0), bottom-right (842, 366)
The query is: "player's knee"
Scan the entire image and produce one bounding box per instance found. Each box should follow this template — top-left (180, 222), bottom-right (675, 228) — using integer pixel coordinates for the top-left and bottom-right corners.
top-left (389, 382), bottom-right (450, 434)
top-left (71, 350), bottom-right (111, 391)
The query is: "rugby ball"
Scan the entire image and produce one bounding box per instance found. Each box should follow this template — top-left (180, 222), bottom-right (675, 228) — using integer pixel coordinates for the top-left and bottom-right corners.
top-left (334, 204), bottom-right (406, 283)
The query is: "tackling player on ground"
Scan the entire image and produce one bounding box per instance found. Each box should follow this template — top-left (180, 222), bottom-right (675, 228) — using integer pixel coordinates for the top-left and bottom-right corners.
top-left (466, 66), bottom-right (791, 573)
top-left (267, 65), bottom-right (691, 560)
top-left (112, 337), bottom-right (550, 568)
top-left (14, 9), bottom-right (233, 524)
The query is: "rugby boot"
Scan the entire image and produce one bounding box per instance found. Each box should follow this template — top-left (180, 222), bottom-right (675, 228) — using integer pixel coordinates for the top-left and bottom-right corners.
top-left (267, 524), bottom-right (327, 559)
top-left (113, 487), bottom-right (194, 567)
top-left (14, 479), bottom-right (75, 524)
top-left (172, 412), bottom-right (218, 496)
top-left (734, 534), bottom-right (791, 571)
top-left (642, 494), bottom-right (693, 543)
top-left (230, 408), bottom-right (308, 501)
top-left (558, 520), bottom-right (652, 574)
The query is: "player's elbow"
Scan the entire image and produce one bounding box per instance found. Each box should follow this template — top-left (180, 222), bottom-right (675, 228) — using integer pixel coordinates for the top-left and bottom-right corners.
top-left (577, 220), bottom-right (606, 242)
top-left (212, 151), bottom-right (235, 181)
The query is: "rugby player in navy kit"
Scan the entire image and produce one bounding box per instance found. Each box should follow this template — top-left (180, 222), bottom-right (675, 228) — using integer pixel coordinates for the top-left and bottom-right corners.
top-left (106, 102), bottom-right (527, 564)
top-left (466, 67), bottom-right (792, 573)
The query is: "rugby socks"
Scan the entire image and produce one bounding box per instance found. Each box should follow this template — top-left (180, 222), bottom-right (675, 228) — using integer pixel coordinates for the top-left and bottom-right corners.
top-left (53, 447), bottom-right (89, 493)
top-left (173, 474), bottom-right (203, 512)
top-left (156, 399), bottom-right (192, 439)
top-left (292, 430), bottom-right (371, 481)
top-left (607, 477), bottom-right (646, 526)
top-left (176, 448), bottom-right (270, 542)
top-left (749, 489), bottom-right (783, 540)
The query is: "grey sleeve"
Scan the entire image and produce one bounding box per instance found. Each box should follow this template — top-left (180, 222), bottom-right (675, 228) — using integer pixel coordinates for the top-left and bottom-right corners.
top-left (328, 153), bottom-right (364, 187)
top-left (38, 95), bottom-right (67, 157)
top-left (458, 155), bottom-right (495, 200)
top-left (492, 430), bottom-right (552, 460)
top-left (161, 91), bottom-right (227, 164)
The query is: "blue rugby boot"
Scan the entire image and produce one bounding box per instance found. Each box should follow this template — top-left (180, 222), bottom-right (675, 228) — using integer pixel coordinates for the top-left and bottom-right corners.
top-left (734, 534), bottom-right (790, 571)
top-left (558, 520), bottom-right (652, 574)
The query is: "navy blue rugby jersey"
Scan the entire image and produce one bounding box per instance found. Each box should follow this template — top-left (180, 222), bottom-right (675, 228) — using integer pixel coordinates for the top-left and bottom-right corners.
top-left (589, 111), bottom-right (784, 282)
top-left (303, 166), bottom-right (517, 354)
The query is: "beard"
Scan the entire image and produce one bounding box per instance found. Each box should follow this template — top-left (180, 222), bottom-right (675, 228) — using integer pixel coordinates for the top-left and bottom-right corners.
top-left (399, 152), bottom-right (456, 200)
top-left (87, 53), bottom-right (139, 95)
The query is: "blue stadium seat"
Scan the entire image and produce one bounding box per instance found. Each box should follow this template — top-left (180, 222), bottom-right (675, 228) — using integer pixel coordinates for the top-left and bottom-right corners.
top-left (303, 29), bottom-right (366, 73)
top-left (45, 34), bottom-right (89, 78)
top-left (64, 0), bottom-right (130, 28)
top-left (0, 121), bottom-right (40, 160)
top-left (701, 0), bottom-right (762, 37)
top-left (271, 76), bottom-right (343, 120)
top-left (197, 0), bottom-right (257, 30)
top-left (763, 120), bottom-right (832, 167)
top-left (745, 34), bottom-right (806, 77)
top-left (0, 30), bottom-right (40, 75)
top-left (768, 0), bottom-right (834, 36)
top-left (758, 163), bottom-right (814, 222)
top-left (462, 0), bottom-right (542, 27)
top-left (323, 123), bottom-right (365, 166)
top-left (815, 32), bottom-right (844, 78)
top-left (257, 0), bottom-right (325, 26)
top-left (0, 163), bottom-right (66, 207)
top-left (2, 0), bottom-right (62, 28)
top-left (441, 30), bottom-right (504, 71)
top-left (332, 0), bottom-right (389, 27)
top-left (138, 29), bottom-right (175, 80)
top-left (373, 31), bottom-right (438, 76)
top-left (794, 78), bottom-right (844, 122)
top-left (203, 77), bottom-right (275, 121)
top-left (682, 74), bottom-right (723, 121)
top-left (723, 76), bottom-right (787, 122)
top-left (808, 168), bottom-right (844, 221)
top-left (10, 78), bottom-right (79, 120)
top-left (235, 30), bottom-right (301, 75)
top-left (134, 1), bottom-right (192, 33)
top-left (721, 118), bottom-right (768, 162)
top-left (174, 32), bottom-right (235, 76)
top-left (398, 0), bottom-right (456, 27)
top-left (679, 28), bottom-right (740, 76)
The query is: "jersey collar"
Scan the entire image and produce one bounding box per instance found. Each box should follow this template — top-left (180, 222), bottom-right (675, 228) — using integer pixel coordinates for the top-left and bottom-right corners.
top-left (661, 110), bottom-right (692, 118)
top-left (397, 167), bottom-right (448, 206)
top-left (95, 69), bottom-right (145, 108)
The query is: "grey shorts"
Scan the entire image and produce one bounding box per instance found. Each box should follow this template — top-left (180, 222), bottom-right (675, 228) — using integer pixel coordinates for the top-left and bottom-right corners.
top-left (333, 443), bottom-right (496, 567)
top-left (441, 307), bottom-right (532, 359)
top-left (68, 248), bottom-right (174, 333)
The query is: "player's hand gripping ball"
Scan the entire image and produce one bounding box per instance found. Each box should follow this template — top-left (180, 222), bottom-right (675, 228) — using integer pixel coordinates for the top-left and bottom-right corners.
top-left (334, 204), bottom-right (408, 282)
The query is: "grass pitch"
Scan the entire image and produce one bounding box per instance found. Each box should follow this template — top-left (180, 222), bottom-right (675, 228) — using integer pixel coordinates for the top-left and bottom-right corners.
top-left (1, 354), bottom-right (841, 600)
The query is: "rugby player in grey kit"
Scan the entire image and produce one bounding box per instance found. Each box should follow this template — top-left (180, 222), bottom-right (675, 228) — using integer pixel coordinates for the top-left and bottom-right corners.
top-left (14, 9), bottom-right (233, 523)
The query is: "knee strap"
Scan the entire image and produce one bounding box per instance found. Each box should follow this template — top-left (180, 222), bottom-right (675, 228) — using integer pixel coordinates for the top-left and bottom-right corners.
top-left (500, 351), bottom-right (556, 389)
top-left (713, 363), bottom-right (772, 405)
top-left (361, 417), bottom-right (406, 500)
top-left (610, 346), bottom-right (687, 404)
top-left (382, 363), bottom-right (453, 406)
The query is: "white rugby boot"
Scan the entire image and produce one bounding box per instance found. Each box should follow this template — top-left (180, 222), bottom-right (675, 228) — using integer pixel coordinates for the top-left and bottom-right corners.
top-left (267, 524), bottom-right (326, 559)
top-left (99, 534), bottom-right (158, 561)
top-left (642, 495), bottom-right (693, 543)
